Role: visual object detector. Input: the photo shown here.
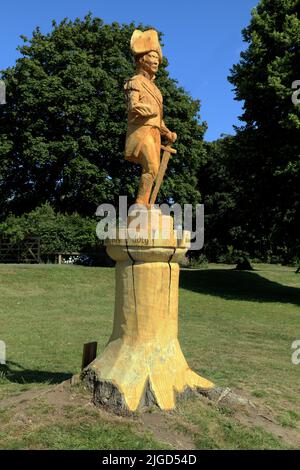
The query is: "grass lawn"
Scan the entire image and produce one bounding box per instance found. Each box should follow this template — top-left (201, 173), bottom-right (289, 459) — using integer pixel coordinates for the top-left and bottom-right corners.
top-left (0, 263), bottom-right (299, 449)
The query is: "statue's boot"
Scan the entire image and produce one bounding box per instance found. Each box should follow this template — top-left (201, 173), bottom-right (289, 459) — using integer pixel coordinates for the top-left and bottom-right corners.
top-left (135, 173), bottom-right (154, 208)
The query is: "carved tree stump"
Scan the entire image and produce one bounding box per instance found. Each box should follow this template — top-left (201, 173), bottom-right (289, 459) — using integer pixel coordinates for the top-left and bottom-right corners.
top-left (81, 212), bottom-right (213, 412)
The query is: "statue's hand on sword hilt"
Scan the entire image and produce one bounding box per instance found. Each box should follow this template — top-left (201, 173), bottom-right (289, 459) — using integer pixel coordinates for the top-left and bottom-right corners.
top-left (160, 145), bottom-right (177, 155)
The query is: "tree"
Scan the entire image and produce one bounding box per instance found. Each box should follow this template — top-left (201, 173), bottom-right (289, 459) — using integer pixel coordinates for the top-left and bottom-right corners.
top-left (227, 0), bottom-right (300, 262)
top-left (200, 134), bottom-right (270, 262)
top-left (0, 203), bottom-right (99, 253)
top-left (0, 14), bottom-right (207, 218)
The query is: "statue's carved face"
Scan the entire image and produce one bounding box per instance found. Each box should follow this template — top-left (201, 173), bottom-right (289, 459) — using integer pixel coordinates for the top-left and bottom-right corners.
top-left (139, 51), bottom-right (159, 75)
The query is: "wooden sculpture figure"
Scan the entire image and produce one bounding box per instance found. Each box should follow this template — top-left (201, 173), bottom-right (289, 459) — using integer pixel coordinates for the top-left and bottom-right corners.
top-left (124, 29), bottom-right (177, 207)
top-left (81, 29), bottom-right (214, 412)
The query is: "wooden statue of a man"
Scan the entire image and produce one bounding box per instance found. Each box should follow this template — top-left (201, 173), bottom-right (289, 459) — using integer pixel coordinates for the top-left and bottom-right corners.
top-left (124, 29), bottom-right (177, 207)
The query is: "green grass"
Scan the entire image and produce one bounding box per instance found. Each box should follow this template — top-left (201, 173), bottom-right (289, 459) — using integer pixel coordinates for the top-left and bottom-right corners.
top-left (175, 397), bottom-right (288, 450)
top-left (0, 263), bottom-right (299, 449)
top-left (1, 410), bottom-right (167, 450)
top-left (179, 265), bottom-right (300, 414)
top-left (0, 394), bottom-right (168, 450)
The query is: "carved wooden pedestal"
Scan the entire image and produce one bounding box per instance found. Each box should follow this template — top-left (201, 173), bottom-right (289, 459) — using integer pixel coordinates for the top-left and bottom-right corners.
top-left (82, 214), bottom-right (213, 412)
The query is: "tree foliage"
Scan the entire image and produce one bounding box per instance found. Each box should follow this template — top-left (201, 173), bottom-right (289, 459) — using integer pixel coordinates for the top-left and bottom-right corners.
top-left (0, 203), bottom-right (98, 253)
top-left (201, 0), bottom-right (300, 263)
top-left (0, 14), bottom-right (206, 218)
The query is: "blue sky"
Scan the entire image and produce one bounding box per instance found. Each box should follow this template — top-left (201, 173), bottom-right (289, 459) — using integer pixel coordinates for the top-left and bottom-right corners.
top-left (0, 0), bottom-right (258, 141)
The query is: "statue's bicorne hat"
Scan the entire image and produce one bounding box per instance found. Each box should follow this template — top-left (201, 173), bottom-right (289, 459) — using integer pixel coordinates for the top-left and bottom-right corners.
top-left (130, 29), bottom-right (163, 63)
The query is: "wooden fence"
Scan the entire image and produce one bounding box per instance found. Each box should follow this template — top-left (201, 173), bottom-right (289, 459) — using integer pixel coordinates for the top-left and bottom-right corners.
top-left (0, 237), bottom-right (41, 263)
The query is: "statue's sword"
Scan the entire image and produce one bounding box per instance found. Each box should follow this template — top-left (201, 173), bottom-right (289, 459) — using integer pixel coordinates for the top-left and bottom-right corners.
top-left (150, 145), bottom-right (177, 205)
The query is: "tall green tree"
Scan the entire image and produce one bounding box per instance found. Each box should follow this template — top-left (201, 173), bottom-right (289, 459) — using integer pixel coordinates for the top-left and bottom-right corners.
top-left (0, 14), bottom-right (206, 218)
top-left (226, 0), bottom-right (300, 261)
top-left (201, 132), bottom-right (277, 261)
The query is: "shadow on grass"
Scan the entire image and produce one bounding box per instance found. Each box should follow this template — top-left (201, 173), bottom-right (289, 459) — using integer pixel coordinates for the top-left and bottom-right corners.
top-left (180, 269), bottom-right (300, 306)
top-left (0, 361), bottom-right (72, 385)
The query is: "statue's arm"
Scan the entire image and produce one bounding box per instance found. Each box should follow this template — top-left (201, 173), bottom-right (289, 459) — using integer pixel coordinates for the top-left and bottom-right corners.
top-left (128, 90), bottom-right (158, 117)
top-left (161, 119), bottom-right (171, 137)
top-left (161, 119), bottom-right (177, 143)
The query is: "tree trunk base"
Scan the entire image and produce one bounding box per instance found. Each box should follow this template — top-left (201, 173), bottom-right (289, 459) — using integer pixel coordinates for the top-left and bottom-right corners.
top-left (81, 213), bottom-right (214, 412)
top-left (81, 337), bottom-right (213, 413)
